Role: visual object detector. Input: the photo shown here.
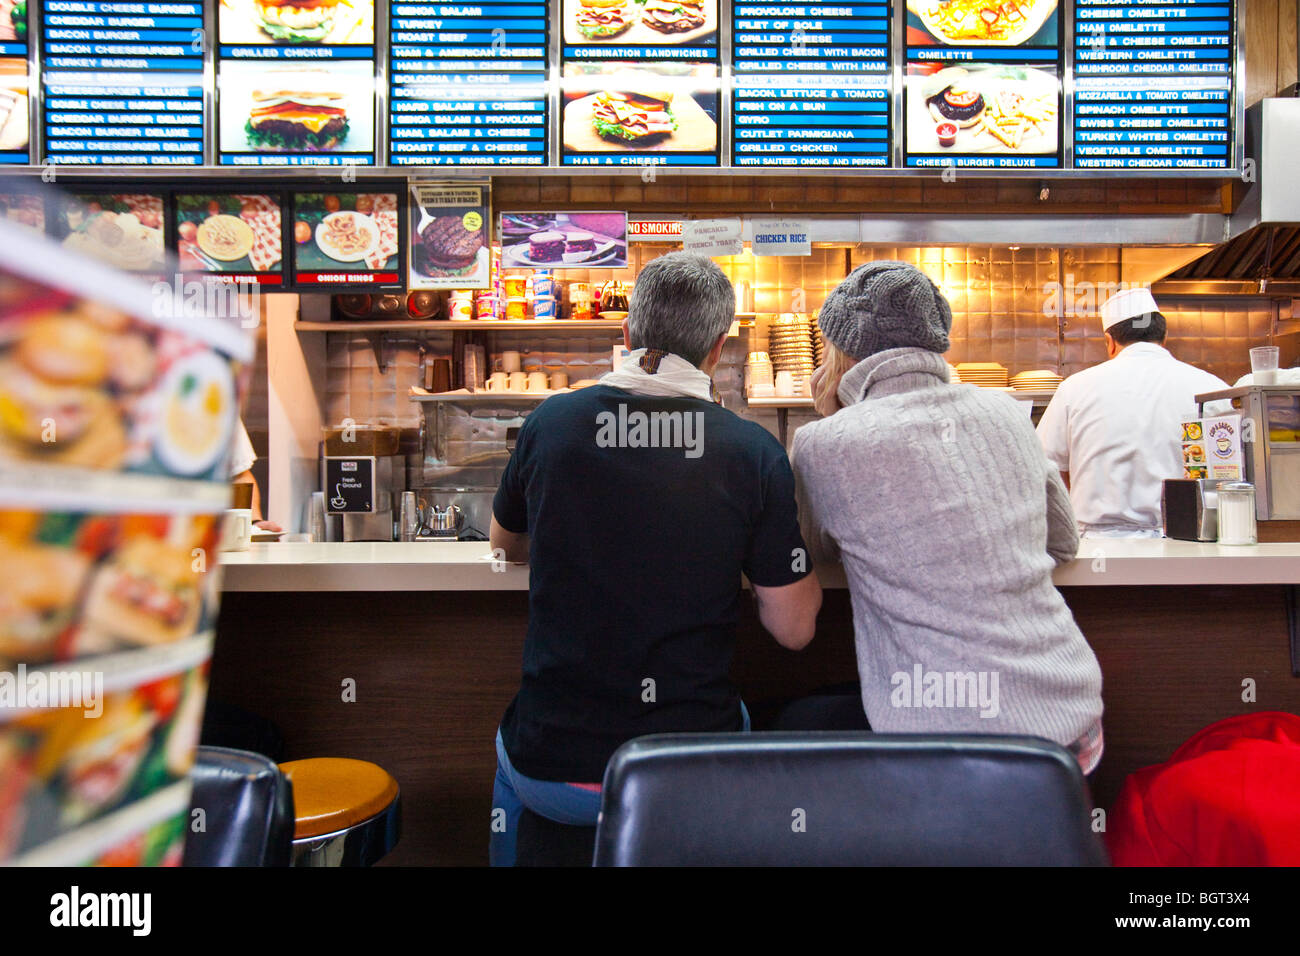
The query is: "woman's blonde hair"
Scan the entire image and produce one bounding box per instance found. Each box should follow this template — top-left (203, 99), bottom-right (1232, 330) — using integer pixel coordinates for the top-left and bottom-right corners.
top-left (813, 340), bottom-right (859, 415)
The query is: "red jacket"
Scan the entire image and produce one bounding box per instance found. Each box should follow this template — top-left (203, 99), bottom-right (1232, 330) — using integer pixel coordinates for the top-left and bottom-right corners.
top-left (1107, 711), bottom-right (1300, 866)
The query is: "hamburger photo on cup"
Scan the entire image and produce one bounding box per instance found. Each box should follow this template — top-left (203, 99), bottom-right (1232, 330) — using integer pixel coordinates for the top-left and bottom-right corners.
top-left (245, 72), bottom-right (349, 151)
top-left (576, 0), bottom-right (632, 39)
top-left (254, 0), bottom-right (341, 42)
top-left (415, 214), bottom-right (485, 279)
top-left (592, 90), bottom-right (678, 145)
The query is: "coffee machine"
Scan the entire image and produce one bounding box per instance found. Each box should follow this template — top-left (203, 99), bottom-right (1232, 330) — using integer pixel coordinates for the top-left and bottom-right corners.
top-left (321, 424), bottom-right (407, 541)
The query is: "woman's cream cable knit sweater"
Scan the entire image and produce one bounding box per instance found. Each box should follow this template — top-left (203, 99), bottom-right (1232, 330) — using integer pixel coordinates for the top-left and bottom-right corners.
top-left (792, 348), bottom-right (1103, 750)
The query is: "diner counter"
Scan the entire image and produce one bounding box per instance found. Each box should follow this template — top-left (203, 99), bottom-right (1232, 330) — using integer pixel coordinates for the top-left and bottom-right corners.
top-left (217, 538), bottom-right (1300, 591)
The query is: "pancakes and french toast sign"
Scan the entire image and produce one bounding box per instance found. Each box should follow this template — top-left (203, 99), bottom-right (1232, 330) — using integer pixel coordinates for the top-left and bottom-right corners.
top-left (409, 183), bottom-right (491, 290)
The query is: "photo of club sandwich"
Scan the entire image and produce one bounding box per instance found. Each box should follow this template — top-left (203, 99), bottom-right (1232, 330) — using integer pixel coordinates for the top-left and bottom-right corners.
top-left (592, 90), bottom-right (678, 145)
top-left (576, 0), bottom-right (632, 38)
top-left (642, 0), bottom-right (705, 34)
top-left (253, 0), bottom-right (341, 41)
top-left (245, 73), bottom-right (349, 151)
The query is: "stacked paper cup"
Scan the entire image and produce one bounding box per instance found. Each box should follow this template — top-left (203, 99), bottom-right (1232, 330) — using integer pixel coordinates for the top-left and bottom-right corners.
top-left (0, 217), bottom-right (255, 865)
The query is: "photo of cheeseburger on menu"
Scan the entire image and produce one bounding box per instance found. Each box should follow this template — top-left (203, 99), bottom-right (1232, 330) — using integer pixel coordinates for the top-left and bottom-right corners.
top-left (219, 64), bottom-right (375, 162)
top-left (562, 64), bottom-right (718, 165)
top-left (564, 0), bottom-right (716, 47)
top-left (217, 0), bottom-right (374, 45)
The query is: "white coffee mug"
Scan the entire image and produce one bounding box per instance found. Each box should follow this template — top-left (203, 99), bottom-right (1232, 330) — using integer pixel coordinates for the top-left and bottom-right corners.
top-left (527, 371), bottom-right (549, 392)
top-left (508, 371), bottom-right (527, 392)
top-left (219, 508), bottom-right (253, 552)
top-left (487, 372), bottom-right (508, 391)
top-left (501, 350), bottom-right (522, 373)
top-left (774, 371), bottom-right (795, 397)
top-left (550, 371), bottom-right (569, 390)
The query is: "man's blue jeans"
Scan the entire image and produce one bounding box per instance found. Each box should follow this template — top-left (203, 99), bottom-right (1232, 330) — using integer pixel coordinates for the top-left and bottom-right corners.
top-left (490, 702), bottom-right (752, 866)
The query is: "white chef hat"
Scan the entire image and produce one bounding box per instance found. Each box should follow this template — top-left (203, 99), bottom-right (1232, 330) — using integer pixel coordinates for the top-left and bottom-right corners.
top-left (1099, 287), bottom-right (1160, 333)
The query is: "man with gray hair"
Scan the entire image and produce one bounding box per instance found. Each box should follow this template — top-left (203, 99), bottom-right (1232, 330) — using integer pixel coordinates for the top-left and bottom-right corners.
top-left (488, 252), bottom-right (822, 865)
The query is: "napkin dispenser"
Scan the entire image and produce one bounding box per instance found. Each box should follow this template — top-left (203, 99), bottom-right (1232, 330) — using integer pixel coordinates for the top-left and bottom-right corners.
top-left (1161, 478), bottom-right (1219, 542)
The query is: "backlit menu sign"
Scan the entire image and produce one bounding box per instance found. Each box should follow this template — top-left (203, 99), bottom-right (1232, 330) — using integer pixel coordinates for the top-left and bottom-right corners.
top-left (216, 0), bottom-right (377, 165)
top-left (1072, 0), bottom-right (1234, 169)
top-left (40, 0), bottom-right (205, 165)
top-left (903, 0), bottom-right (1063, 168)
top-left (388, 0), bottom-right (549, 166)
top-left (0, 0), bottom-right (28, 163)
top-left (731, 1), bottom-right (891, 168)
top-left (560, 0), bottom-right (719, 166)
top-left (289, 189), bottom-right (404, 289)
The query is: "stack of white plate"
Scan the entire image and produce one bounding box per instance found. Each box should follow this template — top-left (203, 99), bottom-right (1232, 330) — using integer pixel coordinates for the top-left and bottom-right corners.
top-left (1009, 369), bottom-right (1064, 392)
top-left (768, 313), bottom-right (816, 383)
top-left (946, 363), bottom-right (962, 384)
top-left (811, 316), bottom-right (825, 367)
top-left (955, 363), bottom-right (1009, 388)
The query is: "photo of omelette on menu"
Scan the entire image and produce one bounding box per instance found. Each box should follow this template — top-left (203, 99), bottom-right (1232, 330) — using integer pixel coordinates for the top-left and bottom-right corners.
top-left (906, 0), bottom-right (1057, 47)
top-left (291, 192), bottom-right (400, 276)
top-left (564, 0), bottom-right (716, 47)
top-left (176, 194), bottom-right (283, 277)
top-left (218, 0), bottom-right (374, 45)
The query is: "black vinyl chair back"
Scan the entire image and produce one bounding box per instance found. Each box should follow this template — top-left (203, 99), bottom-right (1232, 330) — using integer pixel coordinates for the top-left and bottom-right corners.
top-left (183, 745), bottom-right (295, 867)
top-left (593, 733), bottom-right (1108, 866)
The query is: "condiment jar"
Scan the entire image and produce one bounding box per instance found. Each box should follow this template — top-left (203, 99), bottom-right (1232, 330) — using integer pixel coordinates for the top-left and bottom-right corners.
top-left (1216, 481), bottom-right (1257, 546)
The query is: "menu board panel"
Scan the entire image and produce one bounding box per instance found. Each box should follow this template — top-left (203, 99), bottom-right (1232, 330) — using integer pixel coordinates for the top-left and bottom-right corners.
top-left (561, 63), bottom-right (719, 166)
top-left (40, 1), bottom-right (204, 165)
top-left (0, 0), bottom-right (29, 163)
top-left (216, 0), bottom-right (376, 165)
top-left (1072, 0), bottom-right (1234, 169)
top-left (175, 192), bottom-right (284, 284)
top-left (562, 0), bottom-right (718, 166)
top-left (289, 190), bottom-right (403, 289)
top-left (903, 0), bottom-right (1062, 168)
top-left (731, 0), bottom-right (891, 167)
top-left (47, 191), bottom-right (166, 273)
top-left (388, 0), bottom-right (549, 166)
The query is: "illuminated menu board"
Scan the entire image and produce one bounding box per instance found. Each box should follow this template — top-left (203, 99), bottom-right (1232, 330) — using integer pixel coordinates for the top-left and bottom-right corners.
top-left (731, 2), bottom-right (891, 168)
top-left (216, 0), bottom-right (376, 165)
top-left (39, 0), bottom-right (204, 165)
top-left (903, 0), bottom-right (1062, 168)
top-left (560, 0), bottom-right (719, 166)
top-left (388, 0), bottom-right (548, 166)
top-left (1073, 0), bottom-right (1234, 169)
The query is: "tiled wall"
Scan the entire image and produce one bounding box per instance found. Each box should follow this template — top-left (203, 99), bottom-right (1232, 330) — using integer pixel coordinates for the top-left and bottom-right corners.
top-left (312, 249), bottom-right (1282, 455)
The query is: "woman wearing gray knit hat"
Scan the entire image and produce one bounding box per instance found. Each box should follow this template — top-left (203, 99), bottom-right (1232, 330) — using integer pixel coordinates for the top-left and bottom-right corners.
top-left (791, 261), bottom-right (1105, 775)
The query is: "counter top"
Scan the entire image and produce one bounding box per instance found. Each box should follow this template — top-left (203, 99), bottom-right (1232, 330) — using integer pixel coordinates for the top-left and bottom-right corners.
top-left (217, 539), bottom-right (1300, 592)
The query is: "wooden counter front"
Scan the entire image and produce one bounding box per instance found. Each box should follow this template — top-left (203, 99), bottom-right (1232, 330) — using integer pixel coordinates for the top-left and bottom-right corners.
top-left (210, 583), bottom-right (1299, 867)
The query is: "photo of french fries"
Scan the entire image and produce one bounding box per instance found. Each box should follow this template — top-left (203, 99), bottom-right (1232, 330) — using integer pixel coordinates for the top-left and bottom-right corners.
top-left (975, 87), bottom-right (1056, 149)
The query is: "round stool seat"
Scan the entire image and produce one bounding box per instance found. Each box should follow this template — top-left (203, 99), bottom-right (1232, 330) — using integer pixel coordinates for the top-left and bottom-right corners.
top-left (279, 758), bottom-right (399, 840)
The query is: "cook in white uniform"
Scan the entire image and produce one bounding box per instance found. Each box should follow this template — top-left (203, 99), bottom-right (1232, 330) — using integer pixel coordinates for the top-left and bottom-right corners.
top-left (1037, 288), bottom-right (1228, 538)
top-left (230, 418), bottom-right (281, 532)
